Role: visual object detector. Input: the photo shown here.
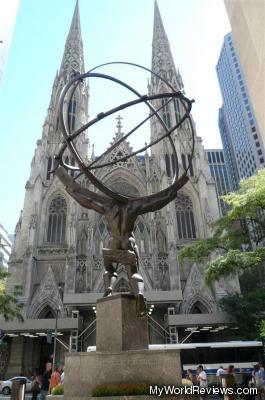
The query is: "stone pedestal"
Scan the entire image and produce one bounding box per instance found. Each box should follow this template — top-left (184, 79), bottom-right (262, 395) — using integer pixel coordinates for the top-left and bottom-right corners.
top-left (64, 349), bottom-right (182, 399)
top-left (96, 294), bottom-right (148, 352)
top-left (63, 294), bottom-right (182, 399)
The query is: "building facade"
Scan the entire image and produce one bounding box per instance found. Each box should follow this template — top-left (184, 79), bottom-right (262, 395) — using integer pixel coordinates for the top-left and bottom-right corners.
top-left (1, 1), bottom-right (239, 378)
top-left (224, 0), bottom-right (265, 148)
top-left (216, 32), bottom-right (265, 190)
top-left (205, 149), bottom-right (232, 214)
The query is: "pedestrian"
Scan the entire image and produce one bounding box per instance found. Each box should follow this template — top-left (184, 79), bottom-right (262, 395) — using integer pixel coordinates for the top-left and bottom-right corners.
top-left (49, 364), bottom-right (62, 394)
top-left (186, 369), bottom-right (195, 385)
top-left (224, 365), bottom-right (237, 400)
top-left (31, 369), bottom-right (41, 400)
top-left (216, 366), bottom-right (226, 387)
top-left (196, 365), bottom-right (208, 399)
top-left (40, 362), bottom-right (52, 400)
top-left (253, 364), bottom-right (265, 400)
top-left (60, 369), bottom-right (64, 384)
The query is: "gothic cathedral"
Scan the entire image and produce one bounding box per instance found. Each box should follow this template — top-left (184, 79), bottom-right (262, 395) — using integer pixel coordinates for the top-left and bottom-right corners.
top-left (3, 1), bottom-right (239, 376)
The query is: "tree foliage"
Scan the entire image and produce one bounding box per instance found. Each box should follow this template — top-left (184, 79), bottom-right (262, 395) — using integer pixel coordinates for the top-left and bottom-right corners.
top-left (218, 266), bottom-right (265, 340)
top-left (180, 169), bottom-right (265, 285)
top-left (0, 242), bottom-right (23, 321)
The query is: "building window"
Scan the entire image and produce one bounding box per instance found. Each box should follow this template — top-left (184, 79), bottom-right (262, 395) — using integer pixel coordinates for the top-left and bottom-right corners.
top-left (175, 192), bottom-right (196, 239)
top-left (171, 154), bottom-right (177, 176)
top-left (70, 157), bottom-right (75, 177)
top-left (173, 98), bottom-right (181, 125)
top-left (165, 154), bottom-right (171, 177)
top-left (46, 157), bottom-right (52, 180)
top-left (258, 150), bottom-right (262, 155)
top-left (260, 158), bottom-right (264, 163)
top-left (181, 154), bottom-right (187, 170)
top-left (68, 98), bottom-right (76, 131)
top-left (47, 195), bottom-right (67, 243)
top-left (161, 98), bottom-right (171, 128)
top-left (188, 154), bottom-right (194, 177)
top-left (256, 142), bottom-right (260, 148)
top-left (252, 127), bottom-right (256, 133)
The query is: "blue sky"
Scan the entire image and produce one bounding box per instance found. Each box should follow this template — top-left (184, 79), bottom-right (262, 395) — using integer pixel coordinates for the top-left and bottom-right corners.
top-left (0, 0), bottom-right (230, 233)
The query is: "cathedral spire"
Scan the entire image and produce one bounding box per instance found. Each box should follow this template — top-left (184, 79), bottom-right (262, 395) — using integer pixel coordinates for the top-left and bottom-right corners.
top-left (152, 1), bottom-right (183, 90)
top-left (59, 0), bottom-right (85, 78)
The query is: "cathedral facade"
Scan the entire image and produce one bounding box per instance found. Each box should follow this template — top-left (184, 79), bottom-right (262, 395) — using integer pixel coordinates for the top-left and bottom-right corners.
top-left (2, 1), bottom-right (239, 377)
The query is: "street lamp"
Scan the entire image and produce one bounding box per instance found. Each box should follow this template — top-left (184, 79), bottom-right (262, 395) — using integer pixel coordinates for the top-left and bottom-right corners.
top-left (52, 286), bottom-right (62, 372)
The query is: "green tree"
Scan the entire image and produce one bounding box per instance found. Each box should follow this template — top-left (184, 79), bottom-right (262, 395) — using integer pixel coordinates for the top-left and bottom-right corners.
top-left (180, 169), bottom-right (265, 285)
top-left (179, 169), bottom-right (265, 339)
top-left (0, 241), bottom-right (23, 321)
top-left (219, 267), bottom-right (265, 340)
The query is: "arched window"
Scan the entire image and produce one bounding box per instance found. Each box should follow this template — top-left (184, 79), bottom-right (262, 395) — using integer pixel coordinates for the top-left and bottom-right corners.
top-left (188, 154), bottom-right (194, 177)
top-left (165, 154), bottom-right (171, 177)
top-left (181, 154), bottom-right (187, 170)
top-left (175, 192), bottom-right (196, 239)
top-left (161, 98), bottom-right (171, 128)
top-left (46, 157), bottom-right (52, 180)
top-left (47, 195), bottom-right (67, 243)
top-left (70, 157), bottom-right (75, 177)
top-left (68, 98), bottom-right (76, 131)
top-left (173, 98), bottom-right (181, 125)
top-left (171, 154), bottom-right (177, 176)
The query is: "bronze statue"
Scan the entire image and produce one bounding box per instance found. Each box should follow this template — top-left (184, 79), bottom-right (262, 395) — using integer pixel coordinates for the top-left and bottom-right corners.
top-left (54, 62), bottom-right (195, 317)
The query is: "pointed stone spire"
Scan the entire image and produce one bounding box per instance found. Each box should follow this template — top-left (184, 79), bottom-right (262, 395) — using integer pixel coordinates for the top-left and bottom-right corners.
top-left (60, 0), bottom-right (85, 78)
top-left (152, 1), bottom-right (183, 90)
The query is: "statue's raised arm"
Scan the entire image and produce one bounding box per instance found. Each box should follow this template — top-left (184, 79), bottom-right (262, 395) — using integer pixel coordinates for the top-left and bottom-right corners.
top-left (130, 173), bottom-right (189, 216)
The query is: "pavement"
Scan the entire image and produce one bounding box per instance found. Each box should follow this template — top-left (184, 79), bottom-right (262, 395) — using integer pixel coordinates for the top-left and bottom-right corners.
top-left (0, 395), bottom-right (32, 399)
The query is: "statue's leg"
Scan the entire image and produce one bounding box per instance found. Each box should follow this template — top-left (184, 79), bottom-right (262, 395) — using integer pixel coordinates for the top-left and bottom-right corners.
top-left (130, 268), bottom-right (147, 317)
top-left (103, 265), bottom-right (118, 297)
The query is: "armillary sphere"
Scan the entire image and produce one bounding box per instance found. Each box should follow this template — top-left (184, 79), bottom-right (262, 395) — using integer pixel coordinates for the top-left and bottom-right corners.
top-left (55, 62), bottom-right (195, 201)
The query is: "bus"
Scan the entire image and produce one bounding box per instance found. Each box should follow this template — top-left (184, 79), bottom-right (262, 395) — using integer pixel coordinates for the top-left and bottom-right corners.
top-left (149, 341), bottom-right (264, 383)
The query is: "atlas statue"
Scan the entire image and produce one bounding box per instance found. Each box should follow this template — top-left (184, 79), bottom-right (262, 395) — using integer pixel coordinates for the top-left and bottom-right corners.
top-left (54, 62), bottom-right (195, 317)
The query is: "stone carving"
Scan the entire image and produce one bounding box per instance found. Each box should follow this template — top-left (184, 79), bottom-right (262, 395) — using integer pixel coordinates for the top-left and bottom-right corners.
top-left (27, 266), bottom-right (64, 318)
top-left (75, 258), bottom-right (87, 293)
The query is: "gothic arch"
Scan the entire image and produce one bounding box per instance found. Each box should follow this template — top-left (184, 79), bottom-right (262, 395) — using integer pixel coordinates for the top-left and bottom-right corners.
top-left (181, 263), bottom-right (217, 314)
top-left (39, 186), bottom-right (70, 246)
top-left (189, 299), bottom-right (210, 314)
top-left (27, 266), bottom-right (64, 318)
top-left (175, 190), bottom-right (197, 239)
top-left (38, 305), bottom-right (56, 319)
top-left (46, 194), bottom-right (67, 243)
top-left (102, 168), bottom-right (147, 196)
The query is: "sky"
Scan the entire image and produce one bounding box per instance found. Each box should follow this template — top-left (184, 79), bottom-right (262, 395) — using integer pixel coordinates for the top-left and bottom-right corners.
top-left (0, 0), bottom-right (231, 234)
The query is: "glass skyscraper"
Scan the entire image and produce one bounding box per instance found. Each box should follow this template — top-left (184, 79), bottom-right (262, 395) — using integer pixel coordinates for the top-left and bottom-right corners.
top-left (216, 32), bottom-right (264, 190)
top-left (205, 149), bottom-right (231, 215)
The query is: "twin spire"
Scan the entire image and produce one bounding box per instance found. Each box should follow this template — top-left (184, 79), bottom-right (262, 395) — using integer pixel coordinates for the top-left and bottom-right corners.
top-left (59, 0), bottom-right (181, 86)
top-left (152, 1), bottom-right (183, 90)
top-left (59, 0), bottom-right (85, 78)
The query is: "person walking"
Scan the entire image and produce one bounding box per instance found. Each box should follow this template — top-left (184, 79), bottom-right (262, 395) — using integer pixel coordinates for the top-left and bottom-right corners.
top-left (197, 365), bottom-right (208, 399)
top-left (186, 369), bottom-right (195, 385)
top-left (216, 366), bottom-right (226, 387)
top-left (31, 369), bottom-right (41, 400)
top-left (40, 362), bottom-right (52, 400)
top-left (49, 364), bottom-right (62, 394)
